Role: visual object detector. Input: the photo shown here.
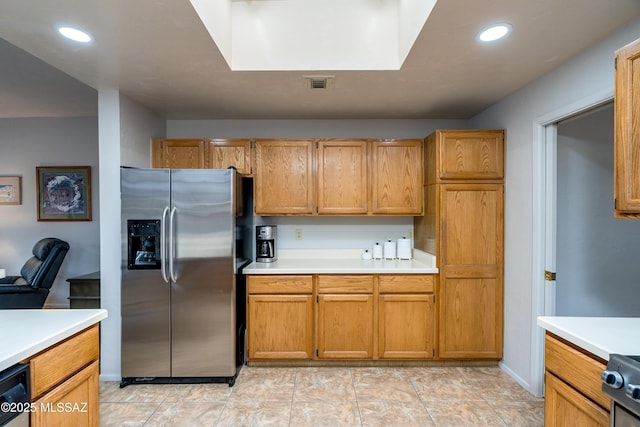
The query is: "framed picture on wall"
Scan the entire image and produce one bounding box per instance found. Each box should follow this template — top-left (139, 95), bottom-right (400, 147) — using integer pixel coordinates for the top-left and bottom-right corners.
top-left (0, 176), bottom-right (21, 205)
top-left (36, 166), bottom-right (92, 221)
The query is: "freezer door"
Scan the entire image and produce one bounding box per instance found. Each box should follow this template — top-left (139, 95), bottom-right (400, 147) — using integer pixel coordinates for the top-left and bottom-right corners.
top-left (121, 168), bottom-right (171, 378)
top-left (170, 169), bottom-right (236, 377)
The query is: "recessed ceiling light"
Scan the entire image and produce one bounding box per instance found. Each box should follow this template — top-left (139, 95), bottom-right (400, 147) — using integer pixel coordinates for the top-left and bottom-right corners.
top-left (58, 26), bottom-right (92, 43)
top-left (477, 23), bottom-right (512, 42)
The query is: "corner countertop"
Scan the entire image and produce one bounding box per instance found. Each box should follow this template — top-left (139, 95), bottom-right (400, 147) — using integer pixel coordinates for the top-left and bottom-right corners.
top-left (537, 316), bottom-right (640, 361)
top-left (243, 248), bottom-right (438, 275)
top-left (0, 308), bottom-right (108, 372)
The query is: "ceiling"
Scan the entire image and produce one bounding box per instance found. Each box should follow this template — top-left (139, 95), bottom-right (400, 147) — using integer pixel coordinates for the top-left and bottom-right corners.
top-left (0, 0), bottom-right (639, 120)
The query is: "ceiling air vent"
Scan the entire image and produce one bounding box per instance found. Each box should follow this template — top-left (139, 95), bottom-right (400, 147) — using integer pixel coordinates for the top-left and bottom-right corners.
top-left (303, 75), bottom-right (335, 90)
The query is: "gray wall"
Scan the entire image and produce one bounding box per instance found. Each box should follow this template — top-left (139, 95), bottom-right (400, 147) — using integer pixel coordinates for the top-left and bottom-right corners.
top-left (556, 103), bottom-right (640, 316)
top-left (0, 117), bottom-right (100, 307)
top-left (470, 17), bottom-right (640, 394)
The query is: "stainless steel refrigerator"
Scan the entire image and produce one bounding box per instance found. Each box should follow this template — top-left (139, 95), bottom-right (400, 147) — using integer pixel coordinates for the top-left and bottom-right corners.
top-left (120, 167), bottom-right (250, 387)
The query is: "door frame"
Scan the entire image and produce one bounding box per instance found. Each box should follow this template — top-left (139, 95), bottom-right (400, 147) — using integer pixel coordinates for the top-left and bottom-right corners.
top-left (530, 88), bottom-right (613, 397)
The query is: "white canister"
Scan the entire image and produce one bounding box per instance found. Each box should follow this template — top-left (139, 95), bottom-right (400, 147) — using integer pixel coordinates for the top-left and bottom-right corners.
top-left (361, 249), bottom-right (373, 260)
top-left (383, 239), bottom-right (396, 260)
top-left (372, 242), bottom-right (383, 260)
top-left (397, 237), bottom-right (412, 260)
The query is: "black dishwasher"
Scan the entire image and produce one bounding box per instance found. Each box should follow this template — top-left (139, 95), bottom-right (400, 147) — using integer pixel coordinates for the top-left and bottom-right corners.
top-left (0, 363), bottom-right (30, 426)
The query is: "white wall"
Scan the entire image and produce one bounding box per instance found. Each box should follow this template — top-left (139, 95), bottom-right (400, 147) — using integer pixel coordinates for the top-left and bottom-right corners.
top-left (470, 18), bottom-right (640, 394)
top-left (0, 117), bottom-right (99, 307)
top-left (556, 103), bottom-right (640, 316)
top-left (99, 92), bottom-right (166, 381)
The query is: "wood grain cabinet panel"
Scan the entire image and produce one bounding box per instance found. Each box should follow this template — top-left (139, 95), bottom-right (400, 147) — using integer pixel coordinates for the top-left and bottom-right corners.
top-left (207, 139), bottom-right (252, 175)
top-left (438, 183), bottom-right (503, 359)
top-left (545, 372), bottom-right (609, 427)
top-left (378, 293), bottom-right (434, 359)
top-left (614, 37), bottom-right (640, 217)
top-left (371, 139), bottom-right (423, 215)
top-left (317, 294), bottom-right (374, 359)
top-left (247, 294), bottom-right (313, 360)
top-left (254, 139), bottom-right (315, 215)
top-left (151, 139), bottom-right (207, 168)
top-left (434, 130), bottom-right (504, 181)
top-left (317, 139), bottom-right (368, 215)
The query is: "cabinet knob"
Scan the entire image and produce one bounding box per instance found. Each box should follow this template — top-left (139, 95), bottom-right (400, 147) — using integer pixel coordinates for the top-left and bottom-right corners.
top-left (625, 383), bottom-right (640, 402)
top-left (602, 370), bottom-right (624, 389)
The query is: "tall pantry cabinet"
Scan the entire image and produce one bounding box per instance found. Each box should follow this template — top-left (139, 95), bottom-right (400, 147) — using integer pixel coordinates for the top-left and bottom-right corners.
top-left (415, 130), bottom-right (504, 359)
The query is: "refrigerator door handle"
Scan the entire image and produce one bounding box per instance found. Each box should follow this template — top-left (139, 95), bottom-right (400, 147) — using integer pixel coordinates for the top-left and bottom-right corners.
top-left (169, 206), bottom-right (177, 282)
top-left (160, 206), bottom-right (170, 283)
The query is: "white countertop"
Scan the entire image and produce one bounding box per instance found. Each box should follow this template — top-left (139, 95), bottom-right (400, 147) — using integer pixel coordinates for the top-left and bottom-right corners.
top-left (537, 316), bottom-right (640, 361)
top-left (244, 249), bottom-right (438, 274)
top-left (0, 309), bottom-right (108, 372)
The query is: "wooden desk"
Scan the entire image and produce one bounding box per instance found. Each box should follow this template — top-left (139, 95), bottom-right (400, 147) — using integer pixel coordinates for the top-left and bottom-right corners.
top-left (67, 271), bottom-right (100, 309)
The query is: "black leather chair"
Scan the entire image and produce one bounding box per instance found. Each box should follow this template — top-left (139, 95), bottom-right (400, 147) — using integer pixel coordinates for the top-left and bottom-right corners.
top-left (0, 238), bottom-right (70, 309)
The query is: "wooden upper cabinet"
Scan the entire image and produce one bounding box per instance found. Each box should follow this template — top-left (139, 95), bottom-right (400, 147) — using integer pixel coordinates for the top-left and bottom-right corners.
top-left (207, 139), bottom-right (253, 175)
top-left (254, 139), bottom-right (315, 215)
top-left (614, 37), bottom-right (640, 217)
top-left (317, 139), bottom-right (368, 215)
top-left (426, 130), bottom-right (504, 183)
top-left (151, 139), bottom-right (207, 168)
top-left (371, 139), bottom-right (423, 215)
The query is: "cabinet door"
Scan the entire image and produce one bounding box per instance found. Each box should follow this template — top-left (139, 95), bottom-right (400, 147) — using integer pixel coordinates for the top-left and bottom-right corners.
top-left (436, 130), bottom-right (504, 180)
top-left (32, 360), bottom-right (99, 427)
top-left (317, 139), bottom-right (368, 215)
top-left (544, 372), bottom-right (609, 427)
top-left (371, 139), bottom-right (423, 215)
top-left (614, 38), bottom-right (640, 217)
top-left (247, 294), bottom-right (313, 360)
top-left (151, 139), bottom-right (207, 168)
top-left (254, 139), bottom-right (315, 215)
top-left (317, 294), bottom-right (373, 359)
top-left (438, 183), bottom-right (503, 359)
top-left (208, 139), bottom-right (252, 175)
top-left (378, 294), bottom-right (434, 359)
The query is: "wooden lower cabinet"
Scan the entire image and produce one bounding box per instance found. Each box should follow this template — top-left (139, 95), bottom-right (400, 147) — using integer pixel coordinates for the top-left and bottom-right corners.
top-left (32, 361), bottom-right (99, 427)
top-left (544, 333), bottom-right (610, 426)
top-left (247, 274), bottom-right (436, 362)
top-left (247, 275), bottom-right (313, 360)
top-left (29, 324), bottom-right (100, 427)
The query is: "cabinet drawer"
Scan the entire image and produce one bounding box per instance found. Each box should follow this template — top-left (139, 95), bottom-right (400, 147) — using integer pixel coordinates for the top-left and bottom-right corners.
top-left (248, 275), bottom-right (313, 294)
top-left (379, 275), bottom-right (435, 293)
top-left (545, 333), bottom-right (610, 410)
top-left (318, 275), bottom-right (374, 293)
top-left (30, 324), bottom-right (99, 399)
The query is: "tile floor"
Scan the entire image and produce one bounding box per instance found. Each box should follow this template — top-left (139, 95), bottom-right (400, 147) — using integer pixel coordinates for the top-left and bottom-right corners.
top-left (100, 366), bottom-right (544, 426)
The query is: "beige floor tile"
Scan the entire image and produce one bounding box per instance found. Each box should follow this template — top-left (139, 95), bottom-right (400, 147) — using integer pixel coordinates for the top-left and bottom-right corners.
top-left (352, 367), bottom-right (420, 401)
top-left (293, 367), bottom-right (356, 401)
top-left (487, 400), bottom-right (545, 427)
top-left (358, 400), bottom-right (435, 427)
top-left (216, 400), bottom-right (292, 427)
top-left (162, 383), bottom-right (233, 402)
top-left (424, 400), bottom-right (508, 427)
top-left (100, 382), bottom-right (175, 403)
top-left (409, 367), bottom-right (480, 401)
top-left (228, 366), bottom-right (296, 401)
top-left (290, 400), bottom-right (361, 426)
top-left (100, 402), bottom-right (159, 427)
top-left (143, 401), bottom-right (225, 427)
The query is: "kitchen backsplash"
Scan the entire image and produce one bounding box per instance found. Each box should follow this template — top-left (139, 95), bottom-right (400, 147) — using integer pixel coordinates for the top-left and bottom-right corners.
top-left (253, 215), bottom-right (414, 250)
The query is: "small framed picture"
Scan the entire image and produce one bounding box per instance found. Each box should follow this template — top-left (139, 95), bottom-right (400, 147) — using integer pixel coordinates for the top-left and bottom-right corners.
top-left (37, 166), bottom-right (92, 221)
top-left (0, 176), bottom-right (21, 205)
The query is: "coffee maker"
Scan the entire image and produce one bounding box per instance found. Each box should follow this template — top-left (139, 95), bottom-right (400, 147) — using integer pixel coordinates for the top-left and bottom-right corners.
top-left (256, 225), bottom-right (277, 262)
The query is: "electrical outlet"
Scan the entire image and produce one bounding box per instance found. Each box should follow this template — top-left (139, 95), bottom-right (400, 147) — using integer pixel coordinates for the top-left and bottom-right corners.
top-left (295, 229), bottom-right (303, 240)
top-left (407, 230), bottom-right (414, 239)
